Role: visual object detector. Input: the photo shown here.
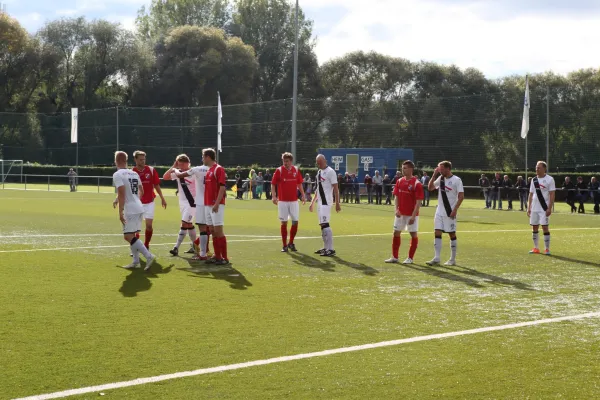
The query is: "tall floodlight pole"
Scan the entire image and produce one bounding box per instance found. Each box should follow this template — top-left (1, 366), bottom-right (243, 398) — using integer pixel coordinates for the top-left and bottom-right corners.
top-left (291, 0), bottom-right (299, 162)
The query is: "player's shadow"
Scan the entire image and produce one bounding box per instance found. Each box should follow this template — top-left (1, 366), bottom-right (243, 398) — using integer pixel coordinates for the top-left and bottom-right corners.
top-left (332, 256), bottom-right (379, 276)
top-left (440, 265), bottom-right (535, 291)
top-left (118, 261), bottom-right (173, 298)
top-left (288, 252), bottom-right (336, 272)
top-left (179, 261), bottom-right (253, 290)
top-left (402, 263), bottom-right (484, 288)
top-left (549, 255), bottom-right (600, 269)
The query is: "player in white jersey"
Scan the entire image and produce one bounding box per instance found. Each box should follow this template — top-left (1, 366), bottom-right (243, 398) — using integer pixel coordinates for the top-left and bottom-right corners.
top-left (426, 161), bottom-right (464, 266)
top-left (163, 154), bottom-right (198, 256)
top-left (309, 154), bottom-right (341, 257)
top-left (177, 162), bottom-right (211, 260)
top-left (112, 151), bottom-right (156, 271)
top-left (527, 161), bottom-right (555, 255)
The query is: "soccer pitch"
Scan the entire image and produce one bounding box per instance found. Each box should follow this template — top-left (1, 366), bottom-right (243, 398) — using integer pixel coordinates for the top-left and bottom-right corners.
top-left (2, 189), bottom-right (600, 399)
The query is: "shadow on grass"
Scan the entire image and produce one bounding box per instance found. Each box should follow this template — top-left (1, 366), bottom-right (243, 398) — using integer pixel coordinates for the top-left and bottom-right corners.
top-left (118, 260), bottom-right (173, 298)
top-left (179, 259), bottom-right (252, 290)
top-left (550, 255), bottom-right (600, 269)
top-left (332, 256), bottom-right (379, 276)
top-left (440, 265), bottom-right (535, 291)
top-left (288, 252), bottom-right (336, 272)
top-left (402, 263), bottom-right (484, 288)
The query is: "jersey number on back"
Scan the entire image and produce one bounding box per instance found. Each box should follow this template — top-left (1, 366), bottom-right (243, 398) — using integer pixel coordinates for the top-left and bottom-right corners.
top-left (128, 178), bottom-right (139, 195)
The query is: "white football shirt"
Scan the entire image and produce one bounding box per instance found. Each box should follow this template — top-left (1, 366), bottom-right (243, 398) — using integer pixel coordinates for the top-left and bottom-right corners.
top-left (187, 165), bottom-right (209, 207)
top-left (316, 166), bottom-right (338, 206)
top-left (170, 168), bottom-right (197, 207)
top-left (529, 174), bottom-right (555, 212)
top-left (113, 168), bottom-right (144, 215)
top-left (433, 174), bottom-right (464, 216)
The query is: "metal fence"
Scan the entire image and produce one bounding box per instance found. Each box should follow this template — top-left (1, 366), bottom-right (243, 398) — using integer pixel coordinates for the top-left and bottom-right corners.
top-left (2, 92), bottom-right (600, 171)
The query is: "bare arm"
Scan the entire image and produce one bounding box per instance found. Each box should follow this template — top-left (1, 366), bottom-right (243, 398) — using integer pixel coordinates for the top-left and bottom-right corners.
top-left (117, 186), bottom-right (126, 223)
top-left (154, 184), bottom-right (167, 208)
top-left (333, 183), bottom-right (341, 212)
top-left (428, 171), bottom-right (439, 192)
top-left (213, 185), bottom-right (226, 209)
top-left (163, 160), bottom-right (178, 181)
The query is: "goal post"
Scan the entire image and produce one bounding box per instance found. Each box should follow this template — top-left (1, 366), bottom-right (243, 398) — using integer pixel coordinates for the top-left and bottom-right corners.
top-left (0, 159), bottom-right (24, 184)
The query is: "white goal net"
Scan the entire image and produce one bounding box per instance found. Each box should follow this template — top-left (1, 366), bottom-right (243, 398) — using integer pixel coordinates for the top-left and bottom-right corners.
top-left (0, 159), bottom-right (24, 184)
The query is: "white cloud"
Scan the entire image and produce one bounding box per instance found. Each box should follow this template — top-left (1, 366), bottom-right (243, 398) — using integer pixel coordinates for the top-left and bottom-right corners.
top-left (307, 0), bottom-right (600, 78)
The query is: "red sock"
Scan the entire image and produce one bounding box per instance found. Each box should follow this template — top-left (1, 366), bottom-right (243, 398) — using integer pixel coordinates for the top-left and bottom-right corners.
top-left (281, 225), bottom-right (288, 246)
top-left (221, 236), bottom-right (228, 260)
top-left (392, 236), bottom-right (401, 259)
top-left (409, 237), bottom-right (418, 259)
top-left (144, 229), bottom-right (153, 248)
top-left (194, 237), bottom-right (200, 246)
top-left (289, 224), bottom-right (298, 244)
top-left (213, 237), bottom-right (222, 259)
top-left (135, 232), bottom-right (140, 239)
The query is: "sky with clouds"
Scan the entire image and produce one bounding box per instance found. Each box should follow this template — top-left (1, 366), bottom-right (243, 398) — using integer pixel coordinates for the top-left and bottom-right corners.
top-left (6, 0), bottom-right (600, 79)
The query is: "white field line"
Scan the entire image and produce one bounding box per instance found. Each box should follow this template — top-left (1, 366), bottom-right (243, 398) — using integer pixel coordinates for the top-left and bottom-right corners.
top-left (2, 227), bottom-right (600, 240)
top-left (14, 311), bottom-right (600, 400)
top-left (1, 228), bottom-right (599, 254)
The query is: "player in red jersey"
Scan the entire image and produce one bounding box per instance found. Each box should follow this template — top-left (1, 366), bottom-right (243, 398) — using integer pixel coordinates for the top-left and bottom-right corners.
top-left (271, 152), bottom-right (306, 252)
top-left (202, 148), bottom-right (229, 265)
top-left (113, 150), bottom-right (167, 250)
top-left (385, 160), bottom-right (424, 264)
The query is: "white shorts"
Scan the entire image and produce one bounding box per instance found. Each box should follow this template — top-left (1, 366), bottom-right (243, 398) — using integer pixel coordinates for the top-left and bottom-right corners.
top-left (195, 202), bottom-right (206, 225)
top-left (123, 213), bottom-right (143, 234)
top-left (530, 211), bottom-right (549, 226)
top-left (278, 201), bottom-right (300, 222)
top-left (317, 204), bottom-right (331, 224)
top-left (205, 204), bottom-right (225, 226)
top-left (394, 216), bottom-right (419, 233)
top-left (179, 203), bottom-right (195, 224)
top-left (142, 202), bottom-right (155, 220)
top-left (434, 213), bottom-right (457, 233)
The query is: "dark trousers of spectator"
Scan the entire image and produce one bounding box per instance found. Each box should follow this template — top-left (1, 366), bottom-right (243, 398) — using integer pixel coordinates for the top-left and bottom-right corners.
top-left (264, 183), bottom-right (271, 200)
top-left (491, 191), bottom-right (502, 209)
top-left (504, 190), bottom-right (513, 210)
top-left (577, 193), bottom-right (587, 213)
top-left (566, 197), bottom-right (575, 212)
top-left (367, 187), bottom-right (373, 203)
top-left (385, 190), bottom-right (392, 205)
top-left (69, 179), bottom-right (77, 192)
top-left (483, 189), bottom-right (491, 208)
top-left (422, 189), bottom-right (430, 206)
top-left (593, 193), bottom-right (600, 214)
top-left (344, 188), bottom-right (351, 203)
top-left (375, 186), bottom-right (382, 204)
top-left (354, 189), bottom-right (360, 204)
top-left (519, 191), bottom-right (528, 211)
top-left (236, 180), bottom-right (244, 199)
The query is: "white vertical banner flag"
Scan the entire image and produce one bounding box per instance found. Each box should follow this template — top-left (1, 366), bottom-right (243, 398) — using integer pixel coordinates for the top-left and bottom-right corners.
top-left (521, 76), bottom-right (530, 139)
top-left (71, 108), bottom-right (78, 144)
top-left (217, 92), bottom-right (222, 152)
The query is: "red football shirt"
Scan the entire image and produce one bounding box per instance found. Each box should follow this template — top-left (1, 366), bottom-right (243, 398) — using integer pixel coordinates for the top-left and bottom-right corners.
top-left (133, 166), bottom-right (160, 204)
top-left (204, 164), bottom-right (227, 206)
top-left (271, 166), bottom-right (303, 202)
top-left (393, 177), bottom-right (424, 216)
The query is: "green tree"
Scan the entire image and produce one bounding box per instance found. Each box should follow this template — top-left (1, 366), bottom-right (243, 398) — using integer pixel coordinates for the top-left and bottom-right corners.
top-left (136, 0), bottom-right (232, 40)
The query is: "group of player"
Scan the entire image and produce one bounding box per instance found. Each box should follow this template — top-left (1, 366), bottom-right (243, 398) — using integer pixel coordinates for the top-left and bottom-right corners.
top-left (112, 146), bottom-right (556, 270)
top-left (112, 148), bottom-right (230, 269)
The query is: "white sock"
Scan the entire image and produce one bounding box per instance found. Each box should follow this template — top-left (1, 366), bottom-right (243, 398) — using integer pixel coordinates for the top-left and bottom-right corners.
top-left (543, 232), bottom-right (550, 250)
top-left (130, 245), bottom-right (140, 264)
top-left (132, 238), bottom-right (152, 259)
top-left (321, 228), bottom-right (327, 250)
top-left (324, 227), bottom-right (333, 250)
top-left (450, 239), bottom-right (457, 261)
top-left (175, 229), bottom-right (186, 249)
top-left (200, 233), bottom-right (208, 257)
top-left (434, 237), bottom-right (442, 260)
top-left (189, 228), bottom-right (197, 245)
top-left (532, 232), bottom-right (539, 249)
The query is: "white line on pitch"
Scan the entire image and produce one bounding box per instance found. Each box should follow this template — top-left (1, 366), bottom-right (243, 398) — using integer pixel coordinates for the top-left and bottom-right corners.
top-left (14, 311), bottom-right (600, 400)
top-left (1, 228), bottom-right (599, 254)
top-left (2, 227), bottom-right (599, 240)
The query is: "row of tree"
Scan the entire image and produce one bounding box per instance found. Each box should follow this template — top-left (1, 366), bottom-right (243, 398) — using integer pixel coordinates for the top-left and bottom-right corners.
top-left (1, 0), bottom-right (600, 169)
